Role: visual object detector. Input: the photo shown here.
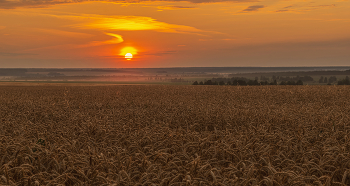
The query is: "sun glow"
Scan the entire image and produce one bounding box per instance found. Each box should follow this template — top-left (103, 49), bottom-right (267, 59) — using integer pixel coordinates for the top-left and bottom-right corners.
top-left (120, 47), bottom-right (137, 60)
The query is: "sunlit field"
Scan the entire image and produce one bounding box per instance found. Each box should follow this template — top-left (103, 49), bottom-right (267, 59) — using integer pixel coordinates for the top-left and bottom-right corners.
top-left (1, 85), bottom-right (350, 185)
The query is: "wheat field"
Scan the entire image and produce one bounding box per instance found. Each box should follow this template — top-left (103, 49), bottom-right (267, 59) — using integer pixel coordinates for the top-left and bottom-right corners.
top-left (1, 85), bottom-right (350, 185)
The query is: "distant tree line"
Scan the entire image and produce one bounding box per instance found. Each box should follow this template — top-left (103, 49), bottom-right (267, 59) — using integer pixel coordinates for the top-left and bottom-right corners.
top-left (193, 78), bottom-right (303, 86)
top-left (170, 78), bottom-right (187, 82)
top-left (271, 75), bottom-right (314, 82)
top-left (209, 76), bottom-right (311, 84)
top-left (338, 76), bottom-right (350, 85)
top-left (193, 76), bottom-right (350, 86)
top-left (47, 72), bottom-right (65, 76)
top-left (319, 76), bottom-right (337, 84)
top-left (0, 69), bottom-right (27, 76)
top-left (319, 76), bottom-right (350, 85)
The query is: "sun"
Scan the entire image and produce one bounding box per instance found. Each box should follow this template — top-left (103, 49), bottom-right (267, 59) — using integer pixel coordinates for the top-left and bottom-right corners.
top-left (120, 47), bottom-right (137, 60)
top-left (125, 53), bottom-right (133, 60)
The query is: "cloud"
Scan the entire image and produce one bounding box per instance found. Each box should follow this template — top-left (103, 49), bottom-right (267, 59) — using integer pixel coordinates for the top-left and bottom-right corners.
top-left (70, 13), bottom-right (208, 47)
top-left (0, 26), bottom-right (6, 30)
top-left (241, 5), bottom-right (265, 12)
top-left (75, 15), bottom-right (205, 34)
top-left (157, 5), bottom-right (196, 10)
top-left (275, 9), bottom-right (289, 13)
top-left (309, 4), bottom-right (336, 8)
top-left (275, 4), bottom-right (336, 13)
top-left (0, 0), bottom-right (67, 9)
top-left (283, 6), bottom-right (293, 9)
top-left (79, 33), bottom-right (124, 47)
top-left (0, 52), bottom-right (37, 56)
top-left (104, 33), bottom-right (124, 44)
top-left (146, 50), bottom-right (177, 56)
top-left (33, 28), bottom-right (93, 38)
top-left (233, 38), bottom-right (350, 51)
top-left (0, 0), bottom-right (257, 9)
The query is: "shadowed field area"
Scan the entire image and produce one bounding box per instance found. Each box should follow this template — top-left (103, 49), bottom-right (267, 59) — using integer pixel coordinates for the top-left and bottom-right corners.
top-left (1, 85), bottom-right (350, 185)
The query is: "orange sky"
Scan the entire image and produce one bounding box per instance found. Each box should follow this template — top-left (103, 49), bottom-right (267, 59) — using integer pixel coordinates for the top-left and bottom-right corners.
top-left (0, 0), bottom-right (349, 67)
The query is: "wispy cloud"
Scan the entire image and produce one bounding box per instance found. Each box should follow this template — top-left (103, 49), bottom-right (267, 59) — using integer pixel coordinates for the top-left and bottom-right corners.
top-left (157, 5), bottom-right (196, 10)
top-left (309, 4), bottom-right (336, 8)
top-left (79, 33), bottom-right (124, 47)
top-left (0, 0), bottom-right (66, 9)
top-left (275, 4), bottom-right (336, 13)
top-left (144, 50), bottom-right (178, 56)
top-left (104, 33), bottom-right (123, 44)
top-left (0, 52), bottom-right (37, 56)
top-left (241, 5), bottom-right (265, 12)
top-left (33, 28), bottom-right (93, 38)
top-left (74, 15), bottom-right (205, 34)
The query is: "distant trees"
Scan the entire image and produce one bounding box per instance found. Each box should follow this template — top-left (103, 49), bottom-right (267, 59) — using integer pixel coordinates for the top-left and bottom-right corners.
top-left (289, 75), bottom-right (346, 85)
top-left (204, 80), bottom-right (217, 85)
top-left (232, 79), bottom-right (247, 86)
top-left (260, 76), bottom-right (269, 81)
top-left (170, 78), bottom-right (186, 82)
top-left (280, 80), bottom-right (303, 85)
top-left (329, 76), bottom-right (337, 84)
top-left (296, 80), bottom-right (303, 85)
top-left (0, 69), bottom-right (27, 76)
top-left (319, 76), bottom-right (337, 84)
top-left (338, 76), bottom-right (350, 85)
top-left (193, 75), bottom-right (346, 86)
top-left (272, 75), bottom-right (313, 82)
top-left (319, 76), bottom-right (324, 83)
top-left (193, 78), bottom-right (302, 86)
top-left (48, 72), bottom-right (65, 76)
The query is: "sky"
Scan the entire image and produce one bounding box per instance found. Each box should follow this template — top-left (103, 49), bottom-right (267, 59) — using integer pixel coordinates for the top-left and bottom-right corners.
top-left (0, 0), bottom-right (349, 68)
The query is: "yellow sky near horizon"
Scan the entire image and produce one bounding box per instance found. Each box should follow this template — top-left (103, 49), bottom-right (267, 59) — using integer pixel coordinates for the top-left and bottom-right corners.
top-left (0, 0), bottom-right (349, 67)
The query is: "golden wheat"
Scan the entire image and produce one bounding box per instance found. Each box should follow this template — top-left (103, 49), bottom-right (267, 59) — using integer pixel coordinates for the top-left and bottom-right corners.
top-left (0, 85), bottom-right (350, 185)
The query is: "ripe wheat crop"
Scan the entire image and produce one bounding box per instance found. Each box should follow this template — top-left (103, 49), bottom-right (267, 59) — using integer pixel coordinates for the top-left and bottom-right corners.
top-left (1, 85), bottom-right (350, 185)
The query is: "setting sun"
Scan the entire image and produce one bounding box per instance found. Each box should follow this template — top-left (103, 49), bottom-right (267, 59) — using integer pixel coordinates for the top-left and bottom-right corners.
top-left (125, 53), bottom-right (133, 60)
top-left (120, 47), bottom-right (137, 60)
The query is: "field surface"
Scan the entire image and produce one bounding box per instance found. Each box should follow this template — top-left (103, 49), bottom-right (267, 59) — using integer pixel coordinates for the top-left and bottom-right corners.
top-left (1, 85), bottom-right (350, 185)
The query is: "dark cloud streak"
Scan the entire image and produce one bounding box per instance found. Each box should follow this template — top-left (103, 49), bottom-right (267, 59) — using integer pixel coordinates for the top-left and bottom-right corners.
top-left (241, 5), bottom-right (265, 12)
top-left (0, 0), bottom-right (68, 9)
top-left (0, 52), bottom-right (37, 56)
top-left (275, 4), bottom-right (336, 13)
top-left (158, 5), bottom-right (196, 10)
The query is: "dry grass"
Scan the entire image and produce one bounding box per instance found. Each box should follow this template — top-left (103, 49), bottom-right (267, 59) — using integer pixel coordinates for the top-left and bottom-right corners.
top-left (1, 85), bottom-right (350, 185)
